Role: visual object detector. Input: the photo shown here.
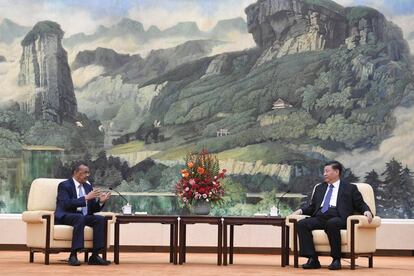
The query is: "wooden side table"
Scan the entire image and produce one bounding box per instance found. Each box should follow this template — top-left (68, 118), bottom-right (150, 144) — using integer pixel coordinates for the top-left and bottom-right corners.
top-left (223, 216), bottom-right (287, 266)
top-left (114, 215), bottom-right (179, 264)
top-left (179, 216), bottom-right (223, 265)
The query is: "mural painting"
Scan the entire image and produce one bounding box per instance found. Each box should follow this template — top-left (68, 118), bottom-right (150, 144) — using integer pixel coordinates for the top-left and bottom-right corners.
top-left (0, 0), bottom-right (413, 218)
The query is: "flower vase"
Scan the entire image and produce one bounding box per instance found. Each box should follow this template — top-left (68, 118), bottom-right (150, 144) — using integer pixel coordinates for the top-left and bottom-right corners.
top-left (192, 200), bottom-right (211, 215)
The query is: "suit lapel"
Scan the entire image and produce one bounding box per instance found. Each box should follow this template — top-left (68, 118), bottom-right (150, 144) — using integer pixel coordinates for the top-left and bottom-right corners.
top-left (84, 182), bottom-right (92, 194)
top-left (69, 178), bottom-right (77, 198)
top-left (316, 182), bottom-right (328, 209)
top-left (336, 180), bottom-right (346, 209)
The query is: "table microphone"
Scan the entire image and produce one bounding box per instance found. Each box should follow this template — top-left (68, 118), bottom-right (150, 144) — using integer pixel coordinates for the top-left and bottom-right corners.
top-left (276, 189), bottom-right (291, 214)
top-left (109, 187), bottom-right (129, 204)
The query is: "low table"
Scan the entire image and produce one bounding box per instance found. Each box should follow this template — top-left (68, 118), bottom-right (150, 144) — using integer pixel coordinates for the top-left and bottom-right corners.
top-left (114, 215), bottom-right (179, 264)
top-left (179, 216), bottom-right (223, 265)
top-left (222, 216), bottom-right (287, 266)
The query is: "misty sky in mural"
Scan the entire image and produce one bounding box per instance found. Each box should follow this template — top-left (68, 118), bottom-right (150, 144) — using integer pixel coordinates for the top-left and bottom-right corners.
top-left (0, 0), bottom-right (413, 41)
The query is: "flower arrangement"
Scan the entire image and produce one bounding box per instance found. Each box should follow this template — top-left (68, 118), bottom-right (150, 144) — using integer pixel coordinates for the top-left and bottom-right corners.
top-left (176, 149), bottom-right (226, 206)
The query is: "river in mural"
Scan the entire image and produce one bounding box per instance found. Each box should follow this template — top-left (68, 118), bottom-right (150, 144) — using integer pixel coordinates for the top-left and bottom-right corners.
top-left (0, 0), bottom-right (414, 218)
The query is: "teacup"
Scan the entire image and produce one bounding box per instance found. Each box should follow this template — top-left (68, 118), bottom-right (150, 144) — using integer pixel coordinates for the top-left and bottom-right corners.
top-left (122, 203), bottom-right (132, 215)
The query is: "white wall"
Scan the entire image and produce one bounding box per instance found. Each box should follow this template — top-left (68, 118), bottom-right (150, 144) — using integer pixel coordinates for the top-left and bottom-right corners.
top-left (1, 215), bottom-right (413, 250)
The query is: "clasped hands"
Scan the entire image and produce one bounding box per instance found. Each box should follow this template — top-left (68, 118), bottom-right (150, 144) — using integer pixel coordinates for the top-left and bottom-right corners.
top-left (85, 188), bottom-right (111, 203)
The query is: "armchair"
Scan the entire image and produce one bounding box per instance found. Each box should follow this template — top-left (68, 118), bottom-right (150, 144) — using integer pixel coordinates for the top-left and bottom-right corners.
top-left (286, 182), bottom-right (381, 269)
top-left (22, 178), bottom-right (115, 264)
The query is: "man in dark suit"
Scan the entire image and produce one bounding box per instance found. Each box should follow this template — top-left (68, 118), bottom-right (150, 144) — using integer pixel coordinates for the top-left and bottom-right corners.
top-left (291, 161), bottom-right (373, 270)
top-left (55, 162), bottom-right (111, 266)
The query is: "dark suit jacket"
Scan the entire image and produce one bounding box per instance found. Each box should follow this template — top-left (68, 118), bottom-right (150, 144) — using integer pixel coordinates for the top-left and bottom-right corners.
top-left (55, 178), bottom-right (103, 221)
top-left (301, 181), bottom-right (371, 223)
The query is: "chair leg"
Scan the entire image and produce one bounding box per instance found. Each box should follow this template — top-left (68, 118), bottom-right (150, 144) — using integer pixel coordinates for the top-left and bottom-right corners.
top-left (292, 220), bottom-right (298, 268)
top-left (285, 225), bottom-right (290, 266)
top-left (43, 214), bottom-right (51, 265)
top-left (84, 251), bottom-right (89, 262)
top-left (369, 255), bottom-right (373, 268)
top-left (45, 250), bottom-right (50, 265)
top-left (29, 250), bottom-right (34, 263)
top-left (351, 256), bottom-right (356, 270)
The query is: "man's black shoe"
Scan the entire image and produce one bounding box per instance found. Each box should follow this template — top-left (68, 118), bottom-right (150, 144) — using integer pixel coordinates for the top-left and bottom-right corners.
top-left (302, 257), bottom-right (321, 269)
top-left (68, 255), bottom-right (81, 266)
top-left (88, 255), bottom-right (111, 265)
top-left (328, 258), bottom-right (342, 270)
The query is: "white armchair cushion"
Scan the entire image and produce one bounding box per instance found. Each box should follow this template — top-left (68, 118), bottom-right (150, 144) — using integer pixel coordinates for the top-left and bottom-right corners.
top-left (312, 229), bottom-right (348, 245)
top-left (53, 225), bottom-right (93, 241)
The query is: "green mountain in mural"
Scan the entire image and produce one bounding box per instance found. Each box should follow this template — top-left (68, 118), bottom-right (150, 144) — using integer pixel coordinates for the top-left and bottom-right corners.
top-left (105, 0), bottom-right (414, 183)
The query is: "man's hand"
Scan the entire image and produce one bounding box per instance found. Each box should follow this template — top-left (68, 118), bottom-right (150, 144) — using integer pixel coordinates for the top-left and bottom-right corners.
top-left (291, 209), bottom-right (303, 216)
top-left (99, 191), bottom-right (111, 203)
top-left (85, 188), bottom-right (101, 201)
top-left (364, 211), bottom-right (373, 223)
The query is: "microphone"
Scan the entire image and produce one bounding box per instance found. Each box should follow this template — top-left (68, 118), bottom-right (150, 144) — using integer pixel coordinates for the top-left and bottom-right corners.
top-left (109, 187), bottom-right (129, 204)
top-left (276, 189), bottom-right (291, 215)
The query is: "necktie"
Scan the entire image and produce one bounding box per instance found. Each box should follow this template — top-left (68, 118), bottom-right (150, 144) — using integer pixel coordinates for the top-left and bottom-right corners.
top-left (321, 184), bottom-right (334, 213)
top-left (78, 185), bottom-right (88, 215)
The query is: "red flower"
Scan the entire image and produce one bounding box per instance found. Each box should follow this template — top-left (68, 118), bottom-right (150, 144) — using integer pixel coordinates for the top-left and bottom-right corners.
top-left (175, 149), bottom-right (226, 205)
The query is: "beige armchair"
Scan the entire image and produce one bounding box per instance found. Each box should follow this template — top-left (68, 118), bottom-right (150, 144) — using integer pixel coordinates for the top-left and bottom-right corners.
top-left (22, 178), bottom-right (115, 264)
top-left (286, 182), bottom-right (381, 269)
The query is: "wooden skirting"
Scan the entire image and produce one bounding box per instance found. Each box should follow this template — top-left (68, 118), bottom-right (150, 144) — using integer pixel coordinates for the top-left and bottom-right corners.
top-left (1, 244), bottom-right (413, 256)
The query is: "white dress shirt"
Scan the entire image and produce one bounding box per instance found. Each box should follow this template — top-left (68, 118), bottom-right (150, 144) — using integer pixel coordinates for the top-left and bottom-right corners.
top-left (73, 178), bottom-right (88, 213)
top-left (73, 178), bottom-right (104, 208)
top-left (73, 178), bottom-right (86, 198)
top-left (320, 179), bottom-right (340, 208)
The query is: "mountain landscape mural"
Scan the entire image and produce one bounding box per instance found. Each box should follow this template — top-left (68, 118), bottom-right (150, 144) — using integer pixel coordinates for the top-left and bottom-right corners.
top-left (0, 0), bottom-right (413, 218)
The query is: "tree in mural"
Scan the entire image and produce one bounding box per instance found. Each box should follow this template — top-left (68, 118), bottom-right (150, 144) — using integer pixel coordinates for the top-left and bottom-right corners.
top-left (378, 158), bottom-right (414, 218)
top-left (364, 169), bottom-right (381, 205)
top-left (380, 158), bottom-right (403, 217)
top-left (342, 168), bottom-right (359, 183)
top-left (399, 166), bottom-right (414, 218)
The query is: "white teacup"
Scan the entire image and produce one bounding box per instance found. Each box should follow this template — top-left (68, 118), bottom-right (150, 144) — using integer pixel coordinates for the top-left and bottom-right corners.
top-left (270, 206), bottom-right (279, 216)
top-left (122, 203), bottom-right (132, 215)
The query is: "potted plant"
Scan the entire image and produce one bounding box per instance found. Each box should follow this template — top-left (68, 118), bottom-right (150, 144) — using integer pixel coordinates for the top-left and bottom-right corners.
top-left (175, 149), bottom-right (226, 215)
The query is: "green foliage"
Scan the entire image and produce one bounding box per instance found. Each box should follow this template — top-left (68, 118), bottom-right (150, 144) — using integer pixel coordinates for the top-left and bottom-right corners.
top-left (0, 110), bottom-right (35, 135)
top-left (364, 158), bottom-right (414, 218)
top-left (221, 178), bottom-right (246, 203)
top-left (22, 115), bottom-right (103, 154)
top-left (256, 189), bottom-right (294, 216)
top-left (309, 114), bottom-right (371, 148)
top-left (0, 127), bottom-right (22, 157)
top-left (261, 110), bottom-right (317, 140)
top-left (364, 169), bottom-right (380, 196)
top-left (157, 165), bottom-right (181, 192)
top-left (315, 87), bottom-right (355, 111)
top-left (218, 142), bottom-right (307, 165)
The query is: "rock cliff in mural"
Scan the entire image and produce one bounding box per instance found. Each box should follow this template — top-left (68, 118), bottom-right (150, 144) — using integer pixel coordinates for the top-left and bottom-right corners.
top-left (127, 0), bottom-right (413, 182)
top-left (18, 21), bottom-right (77, 123)
top-left (246, 0), bottom-right (407, 65)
